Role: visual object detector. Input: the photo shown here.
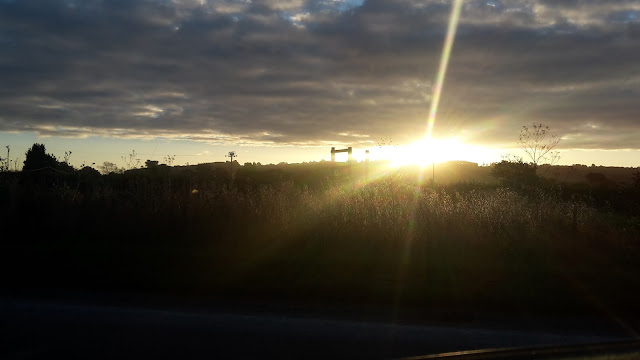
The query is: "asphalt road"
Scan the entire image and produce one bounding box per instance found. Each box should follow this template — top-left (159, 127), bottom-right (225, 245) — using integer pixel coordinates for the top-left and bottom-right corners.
top-left (0, 298), bottom-right (628, 359)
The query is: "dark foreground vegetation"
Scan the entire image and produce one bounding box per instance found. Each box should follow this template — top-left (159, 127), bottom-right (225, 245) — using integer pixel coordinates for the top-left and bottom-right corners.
top-left (1, 146), bottom-right (639, 323)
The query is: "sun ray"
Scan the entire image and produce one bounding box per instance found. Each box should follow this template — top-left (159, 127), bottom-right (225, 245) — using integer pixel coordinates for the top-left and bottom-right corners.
top-left (391, 0), bottom-right (464, 325)
top-left (425, 0), bottom-right (463, 142)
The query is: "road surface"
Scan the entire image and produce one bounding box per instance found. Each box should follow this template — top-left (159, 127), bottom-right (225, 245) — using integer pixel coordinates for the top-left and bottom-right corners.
top-left (0, 297), bottom-right (629, 359)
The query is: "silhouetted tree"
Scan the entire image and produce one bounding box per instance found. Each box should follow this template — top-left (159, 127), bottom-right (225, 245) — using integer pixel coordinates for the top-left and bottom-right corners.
top-left (226, 151), bottom-right (237, 179)
top-left (98, 161), bottom-right (123, 174)
top-left (226, 151), bottom-right (237, 163)
top-left (23, 143), bottom-right (58, 171)
top-left (518, 123), bottom-right (561, 167)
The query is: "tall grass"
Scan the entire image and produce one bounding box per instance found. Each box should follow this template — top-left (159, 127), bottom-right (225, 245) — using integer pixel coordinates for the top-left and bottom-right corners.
top-left (1, 168), bottom-right (638, 315)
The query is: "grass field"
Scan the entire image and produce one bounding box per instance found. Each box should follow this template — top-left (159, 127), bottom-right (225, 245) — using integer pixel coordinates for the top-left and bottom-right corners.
top-left (1, 162), bottom-right (639, 320)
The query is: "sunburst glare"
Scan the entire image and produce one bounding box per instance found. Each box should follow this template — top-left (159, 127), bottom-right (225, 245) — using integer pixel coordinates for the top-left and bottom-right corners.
top-left (368, 138), bottom-right (495, 167)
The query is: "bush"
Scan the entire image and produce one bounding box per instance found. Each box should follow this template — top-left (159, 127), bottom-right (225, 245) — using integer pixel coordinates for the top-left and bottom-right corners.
top-left (22, 143), bottom-right (59, 171)
top-left (491, 159), bottom-right (538, 188)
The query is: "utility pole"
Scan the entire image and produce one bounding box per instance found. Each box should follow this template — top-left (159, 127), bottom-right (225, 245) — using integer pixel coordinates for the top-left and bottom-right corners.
top-left (365, 150), bottom-right (370, 180)
top-left (432, 162), bottom-right (435, 186)
top-left (4, 146), bottom-right (9, 172)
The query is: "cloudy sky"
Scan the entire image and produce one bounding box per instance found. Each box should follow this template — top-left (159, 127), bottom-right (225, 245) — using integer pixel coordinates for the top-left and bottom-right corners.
top-left (1, 0), bottom-right (639, 167)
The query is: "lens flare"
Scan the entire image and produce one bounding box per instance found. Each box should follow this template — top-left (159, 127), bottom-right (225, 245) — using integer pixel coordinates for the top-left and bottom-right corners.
top-left (425, 0), bottom-right (463, 142)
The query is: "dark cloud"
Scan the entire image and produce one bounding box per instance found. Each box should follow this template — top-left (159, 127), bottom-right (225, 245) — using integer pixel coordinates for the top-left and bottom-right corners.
top-left (0, 0), bottom-right (638, 149)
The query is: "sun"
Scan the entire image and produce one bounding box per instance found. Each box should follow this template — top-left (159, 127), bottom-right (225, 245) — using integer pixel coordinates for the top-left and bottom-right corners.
top-left (362, 137), bottom-right (498, 166)
top-left (384, 138), bottom-right (489, 167)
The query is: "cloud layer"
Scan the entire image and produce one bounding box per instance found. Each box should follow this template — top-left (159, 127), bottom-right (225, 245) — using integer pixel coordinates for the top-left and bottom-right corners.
top-left (1, 0), bottom-right (639, 149)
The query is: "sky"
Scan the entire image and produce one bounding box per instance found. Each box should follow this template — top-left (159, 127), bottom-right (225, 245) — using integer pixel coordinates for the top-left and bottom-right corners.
top-left (1, 0), bottom-right (639, 168)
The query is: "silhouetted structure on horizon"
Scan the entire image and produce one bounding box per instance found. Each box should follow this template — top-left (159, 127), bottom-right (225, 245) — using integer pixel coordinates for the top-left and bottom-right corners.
top-left (331, 147), bottom-right (352, 162)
